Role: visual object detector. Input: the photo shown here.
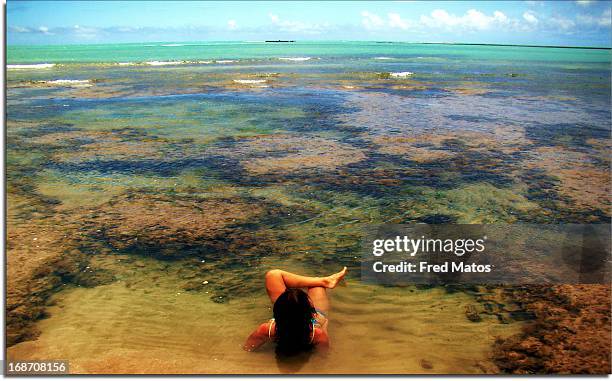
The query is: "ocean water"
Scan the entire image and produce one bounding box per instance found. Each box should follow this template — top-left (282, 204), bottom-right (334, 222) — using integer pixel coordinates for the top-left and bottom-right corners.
top-left (8, 41), bottom-right (612, 64)
top-left (6, 41), bottom-right (611, 373)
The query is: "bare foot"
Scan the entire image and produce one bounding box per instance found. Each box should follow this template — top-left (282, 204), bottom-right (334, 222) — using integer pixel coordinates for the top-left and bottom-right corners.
top-left (322, 267), bottom-right (347, 289)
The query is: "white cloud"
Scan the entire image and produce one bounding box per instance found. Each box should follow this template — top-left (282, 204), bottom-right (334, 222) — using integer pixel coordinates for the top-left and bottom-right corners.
top-left (362, 11), bottom-right (413, 30)
top-left (73, 25), bottom-right (98, 38)
top-left (523, 11), bottom-right (539, 25)
top-left (268, 13), bottom-right (329, 34)
top-left (387, 13), bottom-right (411, 29)
top-left (361, 11), bottom-right (385, 30)
top-left (360, 8), bottom-right (516, 32)
top-left (115, 27), bottom-right (136, 33)
top-left (38, 26), bottom-right (52, 35)
top-left (9, 26), bottom-right (31, 33)
top-left (420, 9), bottom-right (454, 27)
top-left (358, 7), bottom-right (607, 35)
top-left (602, 8), bottom-right (612, 26)
top-left (493, 11), bottom-right (508, 24)
top-left (576, 0), bottom-right (593, 6)
top-left (577, 8), bottom-right (612, 27)
top-left (227, 19), bottom-right (237, 30)
top-left (420, 9), bottom-right (509, 30)
top-left (548, 15), bottom-right (575, 30)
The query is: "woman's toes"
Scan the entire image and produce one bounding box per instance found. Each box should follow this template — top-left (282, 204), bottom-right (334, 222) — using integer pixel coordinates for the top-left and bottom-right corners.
top-left (325, 267), bottom-right (348, 288)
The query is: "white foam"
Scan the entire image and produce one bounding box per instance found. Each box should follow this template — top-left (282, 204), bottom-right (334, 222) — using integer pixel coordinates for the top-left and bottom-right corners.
top-left (233, 79), bottom-right (267, 84)
top-left (390, 71), bottom-right (414, 78)
top-left (45, 79), bottom-right (92, 87)
top-left (278, 57), bottom-right (312, 61)
top-left (120, 60), bottom-right (212, 67)
top-left (216, 60), bottom-right (237, 64)
top-left (161, 44), bottom-right (186, 47)
top-left (374, 57), bottom-right (393, 60)
top-left (145, 61), bottom-right (184, 66)
top-left (8, 63), bottom-right (56, 70)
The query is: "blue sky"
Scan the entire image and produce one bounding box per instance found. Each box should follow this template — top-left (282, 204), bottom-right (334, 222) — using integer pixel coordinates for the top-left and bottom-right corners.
top-left (7, 1), bottom-right (612, 46)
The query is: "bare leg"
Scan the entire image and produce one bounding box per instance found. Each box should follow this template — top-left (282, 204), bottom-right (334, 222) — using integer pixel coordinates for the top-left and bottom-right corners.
top-left (265, 267), bottom-right (347, 303)
top-left (308, 287), bottom-right (330, 315)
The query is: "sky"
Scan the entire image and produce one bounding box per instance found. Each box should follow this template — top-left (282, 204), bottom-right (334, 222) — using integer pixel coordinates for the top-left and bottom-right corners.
top-left (7, 1), bottom-right (612, 47)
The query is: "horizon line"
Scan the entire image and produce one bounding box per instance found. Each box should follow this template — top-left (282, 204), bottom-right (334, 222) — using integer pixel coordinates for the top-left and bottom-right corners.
top-left (7, 40), bottom-right (612, 50)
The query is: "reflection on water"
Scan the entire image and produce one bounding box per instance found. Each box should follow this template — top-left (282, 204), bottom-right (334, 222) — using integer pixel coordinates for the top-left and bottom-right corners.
top-left (6, 46), bottom-right (610, 373)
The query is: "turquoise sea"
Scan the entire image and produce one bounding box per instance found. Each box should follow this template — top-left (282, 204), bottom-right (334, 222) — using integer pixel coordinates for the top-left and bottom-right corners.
top-left (8, 41), bottom-right (612, 64)
top-left (6, 41), bottom-right (612, 373)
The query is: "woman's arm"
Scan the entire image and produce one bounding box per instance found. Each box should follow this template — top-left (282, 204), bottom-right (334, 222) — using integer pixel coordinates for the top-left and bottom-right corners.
top-left (243, 323), bottom-right (271, 352)
top-left (314, 328), bottom-right (330, 351)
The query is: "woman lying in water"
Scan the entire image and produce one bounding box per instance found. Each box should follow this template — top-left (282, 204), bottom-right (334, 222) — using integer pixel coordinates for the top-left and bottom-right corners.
top-left (243, 267), bottom-right (348, 356)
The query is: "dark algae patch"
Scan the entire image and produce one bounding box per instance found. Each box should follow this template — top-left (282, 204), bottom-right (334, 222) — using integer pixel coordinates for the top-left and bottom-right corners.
top-left (493, 285), bottom-right (611, 374)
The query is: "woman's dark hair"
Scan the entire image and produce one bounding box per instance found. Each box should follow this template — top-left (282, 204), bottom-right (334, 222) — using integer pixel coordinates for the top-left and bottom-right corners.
top-left (273, 288), bottom-right (316, 357)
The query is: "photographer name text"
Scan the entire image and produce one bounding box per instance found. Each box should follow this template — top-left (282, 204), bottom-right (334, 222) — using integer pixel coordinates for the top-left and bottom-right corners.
top-left (372, 261), bottom-right (492, 273)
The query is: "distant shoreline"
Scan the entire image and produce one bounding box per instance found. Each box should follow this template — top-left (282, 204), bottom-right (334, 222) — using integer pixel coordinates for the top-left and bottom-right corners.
top-left (6, 41), bottom-right (612, 50)
top-left (419, 42), bottom-right (612, 50)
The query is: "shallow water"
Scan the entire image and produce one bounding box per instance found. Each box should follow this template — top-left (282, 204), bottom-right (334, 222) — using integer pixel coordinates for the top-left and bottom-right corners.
top-left (6, 42), bottom-right (611, 374)
top-left (8, 256), bottom-right (521, 374)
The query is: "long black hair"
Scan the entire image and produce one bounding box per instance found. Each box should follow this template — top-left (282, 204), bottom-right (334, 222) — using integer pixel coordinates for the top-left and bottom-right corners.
top-left (273, 288), bottom-right (316, 357)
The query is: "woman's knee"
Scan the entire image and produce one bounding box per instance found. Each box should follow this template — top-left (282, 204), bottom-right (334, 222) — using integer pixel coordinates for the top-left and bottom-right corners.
top-left (265, 269), bottom-right (282, 281)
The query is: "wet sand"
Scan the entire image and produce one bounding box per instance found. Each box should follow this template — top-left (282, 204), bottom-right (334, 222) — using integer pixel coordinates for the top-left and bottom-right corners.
top-left (8, 257), bottom-right (521, 374)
